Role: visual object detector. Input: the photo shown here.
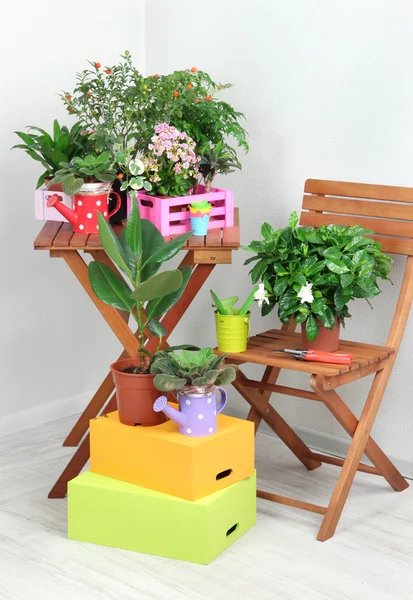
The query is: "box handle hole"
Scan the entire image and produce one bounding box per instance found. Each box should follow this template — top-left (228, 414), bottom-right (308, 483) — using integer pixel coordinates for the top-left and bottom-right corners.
top-left (216, 468), bottom-right (232, 480)
top-left (140, 199), bottom-right (153, 208)
top-left (226, 523), bottom-right (239, 537)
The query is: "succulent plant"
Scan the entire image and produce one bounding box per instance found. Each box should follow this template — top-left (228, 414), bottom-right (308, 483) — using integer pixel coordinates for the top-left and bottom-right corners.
top-left (150, 348), bottom-right (236, 394)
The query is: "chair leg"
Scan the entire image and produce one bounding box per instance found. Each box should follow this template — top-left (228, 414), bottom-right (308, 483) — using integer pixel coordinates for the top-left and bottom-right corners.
top-left (246, 366), bottom-right (280, 434)
top-left (312, 369), bottom-right (405, 541)
top-left (310, 376), bottom-right (409, 493)
top-left (234, 372), bottom-right (321, 471)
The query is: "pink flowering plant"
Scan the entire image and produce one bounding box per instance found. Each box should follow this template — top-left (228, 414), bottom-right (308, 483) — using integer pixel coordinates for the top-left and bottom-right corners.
top-left (143, 123), bottom-right (201, 197)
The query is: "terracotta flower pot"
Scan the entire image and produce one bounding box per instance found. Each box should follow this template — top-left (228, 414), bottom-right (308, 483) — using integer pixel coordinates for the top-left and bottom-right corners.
top-left (301, 318), bottom-right (340, 352)
top-left (110, 358), bottom-right (166, 427)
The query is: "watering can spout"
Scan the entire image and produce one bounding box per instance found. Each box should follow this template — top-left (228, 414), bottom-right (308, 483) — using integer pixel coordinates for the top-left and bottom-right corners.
top-left (46, 194), bottom-right (79, 227)
top-left (153, 396), bottom-right (186, 429)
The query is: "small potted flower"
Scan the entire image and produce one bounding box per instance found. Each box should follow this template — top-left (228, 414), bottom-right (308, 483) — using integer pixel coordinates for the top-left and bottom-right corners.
top-left (151, 348), bottom-right (236, 436)
top-left (210, 285), bottom-right (269, 352)
top-left (243, 212), bottom-right (392, 351)
top-left (189, 199), bottom-right (212, 235)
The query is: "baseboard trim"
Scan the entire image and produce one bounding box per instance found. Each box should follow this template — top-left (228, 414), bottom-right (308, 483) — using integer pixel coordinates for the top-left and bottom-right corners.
top-left (0, 391), bottom-right (93, 436)
top-left (225, 402), bottom-right (413, 480)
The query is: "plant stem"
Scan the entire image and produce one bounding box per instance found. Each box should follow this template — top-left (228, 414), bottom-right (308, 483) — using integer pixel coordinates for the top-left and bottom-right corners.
top-left (135, 301), bottom-right (146, 368)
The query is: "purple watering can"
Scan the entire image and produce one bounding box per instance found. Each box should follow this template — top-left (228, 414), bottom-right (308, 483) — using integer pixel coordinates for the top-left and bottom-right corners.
top-left (153, 388), bottom-right (227, 437)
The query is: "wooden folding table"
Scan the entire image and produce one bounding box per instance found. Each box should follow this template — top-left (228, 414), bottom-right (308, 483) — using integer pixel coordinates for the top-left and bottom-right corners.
top-left (34, 210), bottom-right (240, 498)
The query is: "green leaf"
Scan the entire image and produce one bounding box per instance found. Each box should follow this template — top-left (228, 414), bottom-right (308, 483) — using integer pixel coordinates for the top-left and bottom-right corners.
top-left (118, 229), bottom-right (136, 279)
top-left (214, 295), bottom-right (239, 314)
top-left (129, 159), bottom-right (144, 176)
top-left (239, 285), bottom-right (259, 315)
top-left (325, 258), bottom-right (350, 275)
top-left (215, 366), bottom-right (236, 385)
top-left (340, 273), bottom-right (354, 289)
top-left (61, 175), bottom-right (84, 195)
top-left (144, 232), bottom-right (193, 265)
top-left (146, 266), bottom-right (191, 319)
top-left (261, 222), bottom-right (274, 240)
top-left (126, 198), bottom-right (142, 259)
top-left (192, 370), bottom-right (219, 386)
top-left (153, 374), bottom-right (187, 392)
top-left (311, 298), bottom-right (335, 329)
top-left (88, 261), bottom-right (134, 312)
top-left (140, 219), bottom-right (165, 282)
top-left (53, 119), bottom-right (61, 141)
top-left (97, 212), bottom-right (132, 278)
top-left (250, 259), bottom-right (269, 284)
top-left (306, 314), bottom-right (319, 342)
top-left (131, 270), bottom-right (183, 304)
top-left (210, 290), bottom-right (229, 315)
top-left (147, 319), bottom-right (167, 338)
top-left (289, 211), bottom-right (299, 231)
top-left (334, 287), bottom-right (351, 310)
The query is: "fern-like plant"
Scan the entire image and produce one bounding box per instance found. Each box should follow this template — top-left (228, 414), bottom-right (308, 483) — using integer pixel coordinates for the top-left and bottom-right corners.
top-left (150, 348), bottom-right (236, 394)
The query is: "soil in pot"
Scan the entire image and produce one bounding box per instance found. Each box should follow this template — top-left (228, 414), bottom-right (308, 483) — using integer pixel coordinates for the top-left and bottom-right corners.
top-left (110, 358), bottom-right (166, 427)
top-left (301, 318), bottom-right (340, 352)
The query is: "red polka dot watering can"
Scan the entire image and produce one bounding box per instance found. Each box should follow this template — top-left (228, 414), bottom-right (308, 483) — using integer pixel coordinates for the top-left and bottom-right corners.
top-left (46, 182), bottom-right (121, 233)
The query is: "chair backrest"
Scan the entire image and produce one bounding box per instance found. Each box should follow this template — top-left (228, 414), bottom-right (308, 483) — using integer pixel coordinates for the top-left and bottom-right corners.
top-left (300, 179), bottom-right (413, 256)
top-left (299, 179), bottom-right (413, 350)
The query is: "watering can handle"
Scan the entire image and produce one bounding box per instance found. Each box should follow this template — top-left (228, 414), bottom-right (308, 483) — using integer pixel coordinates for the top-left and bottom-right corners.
top-left (216, 387), bottom-right (227, 415)
top-left (108, 191), bottom-right (122, 218)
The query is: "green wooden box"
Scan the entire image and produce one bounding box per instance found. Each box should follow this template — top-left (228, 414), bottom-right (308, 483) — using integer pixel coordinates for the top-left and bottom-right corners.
top-left (68, 470), bottom-right (256, 565)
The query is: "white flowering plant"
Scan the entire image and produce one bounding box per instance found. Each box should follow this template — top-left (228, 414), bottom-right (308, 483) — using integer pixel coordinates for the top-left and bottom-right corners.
top-left (210, 284), bottom-right (269, 316)
top-left (243, 212), bottom-right (392, 342)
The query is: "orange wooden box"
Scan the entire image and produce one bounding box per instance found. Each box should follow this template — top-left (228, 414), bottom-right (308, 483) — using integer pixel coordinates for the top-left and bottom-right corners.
top-left (90, 411), bottom-right (254, 501)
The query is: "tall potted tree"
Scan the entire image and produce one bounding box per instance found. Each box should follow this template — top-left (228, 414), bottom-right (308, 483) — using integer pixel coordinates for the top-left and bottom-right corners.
top-left (88, 199), bottom-right (195, 426)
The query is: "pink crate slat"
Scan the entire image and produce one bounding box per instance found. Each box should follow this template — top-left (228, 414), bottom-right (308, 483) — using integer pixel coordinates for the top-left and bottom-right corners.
top-left (129, 185), bottom-right (234, 236)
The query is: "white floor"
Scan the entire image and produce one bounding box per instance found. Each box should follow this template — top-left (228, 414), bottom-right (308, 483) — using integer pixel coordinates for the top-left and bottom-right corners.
top-left (0, 415), bottom-right (412, 600)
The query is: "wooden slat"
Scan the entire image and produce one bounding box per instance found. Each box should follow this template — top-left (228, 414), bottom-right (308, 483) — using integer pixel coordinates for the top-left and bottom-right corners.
top-left (310, 453), bottom-right (381, 476)
top-left (222, 207), bottom-right (240, 247)
top-left (206, 226), bottom-right (222, 247)
top-left (300, 206), bottom-right (413, 238)
top-left (70, 232), bottom-right (90, 247)
top-left (33, 221), bottom-right (62, 248)
top-left (188, 234), bottom-right (205, 248)
top-left (257, 490), bottom-right (327, 515)
top-left (304, 179), bottom-right (413, 203)
top-left (300, 212), bottom-right (413, 254)
top-left (52, 223), bottom-right (74, 247)
top-left (302, 195), bottom-right (413, 222)
top-left (87, 233), bottom-right (103, 247)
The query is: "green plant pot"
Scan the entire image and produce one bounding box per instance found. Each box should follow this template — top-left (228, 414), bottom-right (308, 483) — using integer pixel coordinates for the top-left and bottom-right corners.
top-left (215, 313), bottom-right (250, 353)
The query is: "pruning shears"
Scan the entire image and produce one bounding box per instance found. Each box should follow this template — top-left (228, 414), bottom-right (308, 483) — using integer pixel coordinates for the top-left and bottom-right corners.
top-left (272, 349), bottom-right (353, 365)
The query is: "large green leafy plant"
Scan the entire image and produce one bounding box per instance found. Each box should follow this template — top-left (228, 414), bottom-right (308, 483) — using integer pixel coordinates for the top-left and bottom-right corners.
top-left (88, 199), bottom-right (194, 371)
top-left (243, 212), bottom-right (392, 342)
top-left (151, 348), bottom-right (236, 394)
top-left (12, 120), bottom-right (90, 188)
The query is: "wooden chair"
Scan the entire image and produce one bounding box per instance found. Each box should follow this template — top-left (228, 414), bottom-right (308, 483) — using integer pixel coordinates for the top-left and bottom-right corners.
top-left (227, 179), bottom-right (412, 541)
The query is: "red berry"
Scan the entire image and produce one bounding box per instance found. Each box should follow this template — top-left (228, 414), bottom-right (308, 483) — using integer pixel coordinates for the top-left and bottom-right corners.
top-left (195, 98), bottom-right (200, 103)
top-left (191, 67), bottom-right (197, 73)
top-left (105, 69), bottom-right (111, 74)
top-left (86, 91), bottom-right (91, 97)
top-left (205, 95), bottom-right (211, 101)
top-left (66, 94), bottom-right (71, 101)
top-left (95, 62), bottom-right (101, 68)
top-left (173, 90), bottom-right (179, 98)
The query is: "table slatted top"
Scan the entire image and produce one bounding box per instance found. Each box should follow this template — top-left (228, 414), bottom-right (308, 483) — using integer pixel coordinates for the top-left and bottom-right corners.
top-left (223, 329), bottom-right (394, 377)
top-left (34, 208), bottom-right (240, 251)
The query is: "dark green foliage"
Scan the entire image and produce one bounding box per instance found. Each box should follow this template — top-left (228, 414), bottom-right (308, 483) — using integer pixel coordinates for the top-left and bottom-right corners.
top-left (243, 212), bottom-right (392, 341)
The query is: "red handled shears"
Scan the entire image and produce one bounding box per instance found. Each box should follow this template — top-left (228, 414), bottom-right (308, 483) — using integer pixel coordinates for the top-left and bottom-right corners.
top-left (273, 349), bottom-right (352, 364)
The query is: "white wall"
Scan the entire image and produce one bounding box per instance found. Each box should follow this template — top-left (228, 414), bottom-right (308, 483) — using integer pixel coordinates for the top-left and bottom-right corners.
top-left (145, 0), bottom-right (413, 476)
top-left (2, 0), bottom-right (413, 478)
top-left (0, 0), bottom-right (146, 430)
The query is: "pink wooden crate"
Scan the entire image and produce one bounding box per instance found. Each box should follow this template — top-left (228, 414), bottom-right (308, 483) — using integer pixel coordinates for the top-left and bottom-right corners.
top-left (128, 185), bottom-right (234, 236)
